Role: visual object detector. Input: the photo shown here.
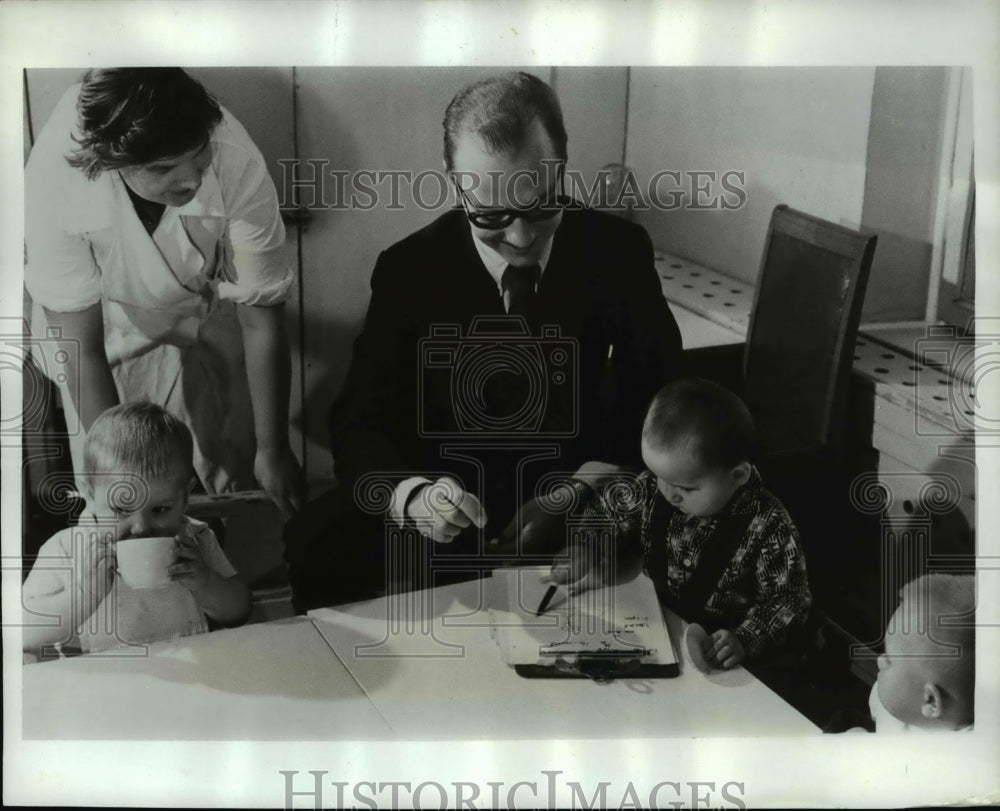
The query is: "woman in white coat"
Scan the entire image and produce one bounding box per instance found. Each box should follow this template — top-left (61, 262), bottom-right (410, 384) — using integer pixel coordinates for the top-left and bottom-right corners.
top-left (25, 68), bottom-right (304, 513)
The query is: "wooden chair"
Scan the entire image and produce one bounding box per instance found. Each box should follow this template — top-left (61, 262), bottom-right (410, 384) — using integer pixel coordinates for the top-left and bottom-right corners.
top-left (735, 206), bottom-right (877, 718)
top-left (747, 206), bottom-right (876, 586)
top-left (679, 206), bottom-right (876, 586)
top-left (743, 204), bottom-right (877, 463)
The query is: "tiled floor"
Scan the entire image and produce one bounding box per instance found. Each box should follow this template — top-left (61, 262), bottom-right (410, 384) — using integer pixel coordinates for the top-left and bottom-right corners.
top-left (852, 334), bottom-right (977, 436)
top-left (655, 251), bottom-right (754, 335)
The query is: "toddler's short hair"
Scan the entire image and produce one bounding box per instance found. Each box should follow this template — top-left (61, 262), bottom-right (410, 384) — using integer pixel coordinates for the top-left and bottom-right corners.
top-left (82, 402), bottom-right (194, 492)
top-left (643, 378), bottom-right (755, 470)
top-left (898, 573), bottom-right (975, 706)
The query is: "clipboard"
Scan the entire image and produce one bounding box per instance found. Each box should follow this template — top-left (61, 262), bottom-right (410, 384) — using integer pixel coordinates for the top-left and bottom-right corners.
top-left (488, 567), bottom-right (679, 680)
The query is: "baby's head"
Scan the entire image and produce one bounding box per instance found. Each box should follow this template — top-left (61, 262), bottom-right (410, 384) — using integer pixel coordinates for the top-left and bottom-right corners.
top-left (641, 378), bottom-right (755, 518)
top-left (81, 402), bottom-right (194, 539)
top-left (876, 573), bottom-right (975, 730)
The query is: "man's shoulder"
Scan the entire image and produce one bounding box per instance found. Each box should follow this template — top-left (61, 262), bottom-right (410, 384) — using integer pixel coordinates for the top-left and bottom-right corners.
top-left (379, 209), bottom-right (469, 264)
top-left (556, 208), bottom-right (656, 284)
top-left (561, 206), bottom-right (652, 249)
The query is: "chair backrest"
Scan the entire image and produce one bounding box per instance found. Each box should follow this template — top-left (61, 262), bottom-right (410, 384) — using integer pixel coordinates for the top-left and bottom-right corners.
top-left (743, 205), bottom-right (876, 457)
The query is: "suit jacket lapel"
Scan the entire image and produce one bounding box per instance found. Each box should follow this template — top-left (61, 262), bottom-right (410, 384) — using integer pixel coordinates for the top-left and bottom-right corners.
top-left (537, 210), bottom-right (586, 329)
top-left (452, 212), bottom-right (507, 313)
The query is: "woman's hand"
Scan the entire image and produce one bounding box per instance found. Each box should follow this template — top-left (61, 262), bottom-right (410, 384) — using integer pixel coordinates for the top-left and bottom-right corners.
top-left (254, 444), bottom-right (306, 515)
top-left (237, 303), bottom-right (304, 514)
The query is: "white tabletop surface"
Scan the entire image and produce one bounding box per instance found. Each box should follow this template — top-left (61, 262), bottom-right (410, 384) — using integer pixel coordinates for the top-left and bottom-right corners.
top-left (21, 616), bottom-right (394, 740)
top-left (309, 576), bottom-right (819, 739)
top-left (21, 580), bottom-right (819, 742)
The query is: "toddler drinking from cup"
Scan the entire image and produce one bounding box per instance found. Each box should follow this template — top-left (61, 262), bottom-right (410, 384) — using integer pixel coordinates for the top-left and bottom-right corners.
top-left (22, 402), bottom-right (251, 656)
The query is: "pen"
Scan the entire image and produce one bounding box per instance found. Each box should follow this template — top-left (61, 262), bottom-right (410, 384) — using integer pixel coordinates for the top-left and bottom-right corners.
top-left (535, 584), bottom-right (559, 616)
top-left (539, 648), bottom-right (653, 658)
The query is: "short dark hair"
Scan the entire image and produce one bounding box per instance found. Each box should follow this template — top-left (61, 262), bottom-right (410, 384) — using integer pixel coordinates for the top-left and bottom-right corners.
top-left (66, 68), bottom-right (222, 179)
top-left (442, 71), bottom-right (568, 171)
top-left (642, 378), bottom-right (756, 470)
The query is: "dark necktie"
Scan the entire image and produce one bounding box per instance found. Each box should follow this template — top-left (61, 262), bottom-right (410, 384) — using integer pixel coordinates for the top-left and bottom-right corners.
top-left (501, 263), bottom-right (541, 319)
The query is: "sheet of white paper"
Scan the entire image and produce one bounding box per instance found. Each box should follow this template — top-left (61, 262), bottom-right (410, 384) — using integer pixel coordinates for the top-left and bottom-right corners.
top-left (489, 567), bottom-right (678, 667)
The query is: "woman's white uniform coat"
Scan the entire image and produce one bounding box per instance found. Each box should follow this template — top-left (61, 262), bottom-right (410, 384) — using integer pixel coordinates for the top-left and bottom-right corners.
top-left (25, 84), bottom-right (293, 492)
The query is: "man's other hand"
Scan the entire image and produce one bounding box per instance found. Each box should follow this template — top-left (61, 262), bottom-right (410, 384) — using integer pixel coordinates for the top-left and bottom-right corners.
top-left (488, 480), bottom-right (591, 561)
top-left (406, 476), bottom-right (487, 543)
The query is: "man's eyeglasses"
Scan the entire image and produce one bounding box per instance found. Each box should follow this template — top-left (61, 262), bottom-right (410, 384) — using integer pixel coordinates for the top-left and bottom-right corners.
top-left (453, 174), bottom-right (567, 230)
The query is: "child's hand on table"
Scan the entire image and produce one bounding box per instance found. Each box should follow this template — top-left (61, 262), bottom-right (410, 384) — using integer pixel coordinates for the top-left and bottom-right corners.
top-left (168, 529), bottom-right (210, 593)
top-left (702, 629), bottom-right (746, 669)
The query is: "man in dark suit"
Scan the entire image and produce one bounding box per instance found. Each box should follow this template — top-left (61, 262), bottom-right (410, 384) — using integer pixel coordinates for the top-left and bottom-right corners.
top-left (284, 71), bottom-right (682, 611)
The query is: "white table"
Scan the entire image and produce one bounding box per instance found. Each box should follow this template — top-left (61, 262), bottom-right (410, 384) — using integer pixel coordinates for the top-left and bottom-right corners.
top-left (21, 583), bottom-right (819, 741)
top-left (309, 577), bottom-right (820, 738)
top-left (21, 616), bottom-right (394, 740)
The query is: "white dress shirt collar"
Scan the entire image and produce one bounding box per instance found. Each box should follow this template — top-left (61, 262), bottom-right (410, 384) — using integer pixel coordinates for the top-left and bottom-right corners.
top-left (471, 230), bottom-right (556, 295)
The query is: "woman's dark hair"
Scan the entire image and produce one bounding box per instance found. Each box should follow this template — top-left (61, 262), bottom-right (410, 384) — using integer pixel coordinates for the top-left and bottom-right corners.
top-left (443, 71), bottom-right (568, 171)
top-left (66, 68), bottom-right (222, 179)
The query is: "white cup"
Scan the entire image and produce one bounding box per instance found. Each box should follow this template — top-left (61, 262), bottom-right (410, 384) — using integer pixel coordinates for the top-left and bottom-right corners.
top-left (115, 536), bottom-right (175, 589)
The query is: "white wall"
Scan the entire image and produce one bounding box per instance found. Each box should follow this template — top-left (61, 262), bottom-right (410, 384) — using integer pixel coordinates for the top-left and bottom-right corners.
top-left (861, 66), bottom-right (950, 322)
top-left (25, 67), bottom-right (957, 482)
top-left (626, 67), bottom-right (875, 284)
top-left (551, 66), bottom-right (629, 198)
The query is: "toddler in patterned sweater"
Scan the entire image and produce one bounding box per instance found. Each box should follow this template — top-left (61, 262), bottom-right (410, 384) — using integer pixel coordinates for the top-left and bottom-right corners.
top-left (550, 378), bottom-right (811, 668)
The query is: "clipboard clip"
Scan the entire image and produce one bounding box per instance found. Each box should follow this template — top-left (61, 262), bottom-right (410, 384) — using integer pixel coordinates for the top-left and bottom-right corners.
top-left (550, 653), bottom-right (645, 683)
